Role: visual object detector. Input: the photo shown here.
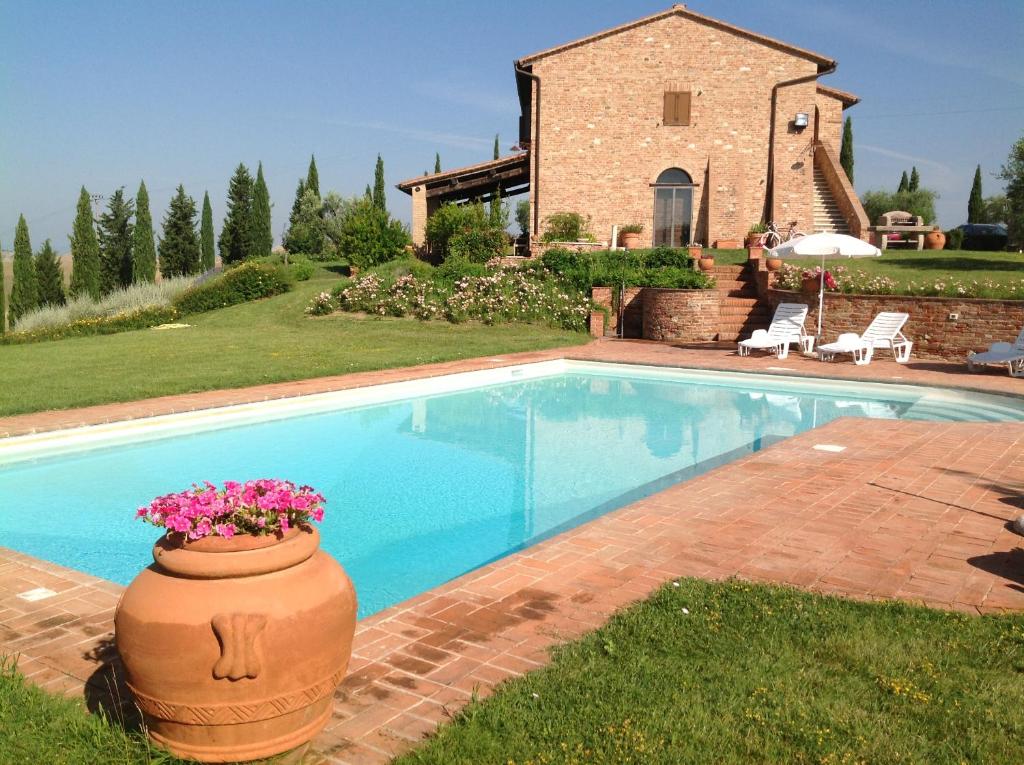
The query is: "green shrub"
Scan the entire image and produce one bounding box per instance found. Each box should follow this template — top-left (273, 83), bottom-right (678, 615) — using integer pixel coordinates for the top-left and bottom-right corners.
top-left (436, 255), bottom-right (490, 283)
top-left (426, 201), bottom-right (507, 262)
top-left (335, 198), bottom-right (409, 268)
top-left (287, 257), bottom-right (316, 281)
top-left (945, 228), bottom-right (964, 250)
top-left (4, 305), bottom-right (178, 344)
top-left (541, 212), bottom-right (592, 243)
top-left (174, 261), bottom-right (292, 315)
top-left (540, 247), bottom-right (705, 291)
top-left (515, 200), bottom-right (531, 237)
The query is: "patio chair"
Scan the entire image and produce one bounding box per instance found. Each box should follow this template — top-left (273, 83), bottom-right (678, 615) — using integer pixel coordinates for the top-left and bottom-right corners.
top-left (737, 303), bottom-right (811, 360)
top-left (817, 312), bottom-right (913, 365)
top-left (967, 328), bottom-right (1024, 377)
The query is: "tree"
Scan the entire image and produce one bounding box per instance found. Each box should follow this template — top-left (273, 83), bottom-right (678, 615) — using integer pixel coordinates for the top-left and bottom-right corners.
top-left (908, 166), bottom-right (920, 192)
top-left (861, 188), bottom-right (938, 227)
top-left (133, 180), bottom-right (157, 283)
top-left (35, 239), bottom-right (65, 307)
top-left (968, 165), bottom-right (984, 223)
top-left (364, 184), bottom-right (372, 201)
top-left (10, 214), bottom-right (37, 324)
top-left (998, 134), bottom-right (1024, 244)
top-left (434, 153), bottom-right (441, 174)
top-left (97, 187), bottom-right (135, 294)
top-left (0, 237), bottom-right (5, 333)
top-left (515, 200), bottom-right (531, 238)
top-left (897, 171), bottom-right (909, 194)
top-left (218, 163), bottom-right (254, 264)
top-left (335, 197), bottom-right (409, 268)
top-left (982, 195), bottom-right (1008, 225)
top-left (159, 185), bottom-right (200, 277)
top-left (284, 188), bottom-right (325, 257)
top-left (372, 154), bottom-right (386, 212)
top-left (839, 116), bottom-right (854, 184)
top-left (69, 186), bottom-right (101, 300)
top-left (250, 162), bottom-right (273, 259)
top-left (493, 134), bottom-right (500, 160)
top-left (200, 191), bottom-right (215, 271)
top-left (489, 186), bottom-right (507, 229)
top-left (306, 155), bottom-right (320, 198)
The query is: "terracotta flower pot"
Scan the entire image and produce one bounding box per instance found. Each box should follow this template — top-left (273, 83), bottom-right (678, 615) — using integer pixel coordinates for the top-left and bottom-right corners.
top-left (698, 256), bottom-right (715, 271)
top-left (766, 257), bottom-right (783, 271)
top-left (620, 232), bottom-right (641, 250)
top-left (801, 275), bottom-right (821, 293)
top-left (924, 230), bottom-right (946, 250)
top-left (115, 526), bottom-right (357, 763)
top-left (688, 246), bottom-right (703, 259)
top-left (744, 234), bottom-right (763, 249)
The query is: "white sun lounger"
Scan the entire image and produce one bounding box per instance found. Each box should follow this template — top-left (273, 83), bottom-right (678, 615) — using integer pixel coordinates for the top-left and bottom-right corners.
top-left (817, 312), bottom-right (913, 365)
top-left (737, 303), bottom-right (811, 360)
top-left (967, 328), bottom-right (1024, 377)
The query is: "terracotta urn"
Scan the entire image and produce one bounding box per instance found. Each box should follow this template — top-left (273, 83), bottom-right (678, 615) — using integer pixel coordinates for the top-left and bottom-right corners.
top-left (687, 246), bottom-right (703, 259)
top-left (924, 229), bottom-right (946, 250)
top-left (744, 234), bottom-right (762, 249)
top-left (801, 275), bottom-right (821, 293)
top-left (766, 257), bottom-right (783, 271)
top-left (619, 232), bottom-right (641, 250)
top-left (115, 526), bottom-right (357, 763)
top-left (698, 255), bottom-right (715, 271)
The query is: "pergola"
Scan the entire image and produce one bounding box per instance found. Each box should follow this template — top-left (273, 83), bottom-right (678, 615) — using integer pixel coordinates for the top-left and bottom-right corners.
top-left (396, 153), bottom-right (530, 247)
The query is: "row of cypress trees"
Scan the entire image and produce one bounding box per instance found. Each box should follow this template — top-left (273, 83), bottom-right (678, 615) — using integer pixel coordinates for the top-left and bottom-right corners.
top-left (3, 164), bottom-right (273, 331)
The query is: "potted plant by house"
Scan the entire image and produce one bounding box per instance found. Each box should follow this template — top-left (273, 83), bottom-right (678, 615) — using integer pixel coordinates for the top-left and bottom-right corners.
top-left (116, 480), bottom-right (357, 763)
top-left (619, 224), bottom-right (643, 249)
top-left (924, 226), bottom-right (946, 250)
top-left (745, 222), bottom-right (768, 249)
top-left (698, 249), bottom-right (715, 271)
top-left (766, 253), bottom-right (784, 271)
top-left (687, 242), bottom-right (704, 259)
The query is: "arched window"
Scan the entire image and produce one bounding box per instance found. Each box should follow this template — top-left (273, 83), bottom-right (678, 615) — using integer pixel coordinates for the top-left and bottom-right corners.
top-left (653, 168), bottom-right (694, 247)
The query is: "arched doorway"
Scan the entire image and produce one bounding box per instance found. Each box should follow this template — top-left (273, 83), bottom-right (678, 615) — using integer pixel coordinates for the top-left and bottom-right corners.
top-left (653, 168), bottom-right (694, 247)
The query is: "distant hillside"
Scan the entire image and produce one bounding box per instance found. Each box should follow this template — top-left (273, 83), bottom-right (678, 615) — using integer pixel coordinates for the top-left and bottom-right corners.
top-left (2, 252), bottom-right (83, 301)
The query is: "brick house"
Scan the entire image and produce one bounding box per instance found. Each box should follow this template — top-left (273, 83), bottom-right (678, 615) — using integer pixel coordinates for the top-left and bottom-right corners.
top-left (398, 4), bottom-right (867, 251)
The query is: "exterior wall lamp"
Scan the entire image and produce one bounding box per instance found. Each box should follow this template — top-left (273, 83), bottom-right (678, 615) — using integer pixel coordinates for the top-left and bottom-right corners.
top-left (793, 112), bottom-right (809, 129)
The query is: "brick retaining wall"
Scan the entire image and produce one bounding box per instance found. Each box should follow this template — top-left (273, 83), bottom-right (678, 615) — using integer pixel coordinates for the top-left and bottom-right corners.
top-left (768, 289), bottom-right (1024, 360)
top-left (642, 289), bottom-right (722, 342)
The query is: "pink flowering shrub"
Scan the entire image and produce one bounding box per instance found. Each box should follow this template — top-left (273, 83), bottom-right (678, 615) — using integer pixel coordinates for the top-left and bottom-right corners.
top-left (776, 263), bottom-right (1024, 299)
top-left (136, 479), bottom-right (326, 541)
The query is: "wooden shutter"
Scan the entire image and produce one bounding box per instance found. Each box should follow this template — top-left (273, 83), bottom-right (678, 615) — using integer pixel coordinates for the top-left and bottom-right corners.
top-left (663, 91), bottom-right (691, 126)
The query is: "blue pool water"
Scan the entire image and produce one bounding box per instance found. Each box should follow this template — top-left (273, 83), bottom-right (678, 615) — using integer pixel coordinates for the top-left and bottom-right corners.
top-left (0, 368), bottom-right (1018, 618)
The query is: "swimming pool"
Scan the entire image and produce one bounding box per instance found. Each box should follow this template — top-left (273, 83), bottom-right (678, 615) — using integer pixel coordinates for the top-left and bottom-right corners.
top-left (2, 361), bottom-right (1022, 618)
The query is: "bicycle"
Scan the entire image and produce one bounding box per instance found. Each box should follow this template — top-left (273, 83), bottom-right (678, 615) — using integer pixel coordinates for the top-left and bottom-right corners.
top-left (760, 220), bottom-right (806, 249)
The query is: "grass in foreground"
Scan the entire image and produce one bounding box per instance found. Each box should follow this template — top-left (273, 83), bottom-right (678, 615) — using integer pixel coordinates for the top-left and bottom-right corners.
top-left (0, 264), bottom-right (587, 417)
top-left (399, 579), bottom-right (1024, 765)
top-left (0, 658), bottom-right (182, 765)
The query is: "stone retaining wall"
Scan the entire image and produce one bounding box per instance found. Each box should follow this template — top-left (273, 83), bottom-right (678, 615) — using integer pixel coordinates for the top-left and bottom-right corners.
top-left (642, 289), bottom-right (721, 342)
top-left (767, 289), bottom-right (1024, 360)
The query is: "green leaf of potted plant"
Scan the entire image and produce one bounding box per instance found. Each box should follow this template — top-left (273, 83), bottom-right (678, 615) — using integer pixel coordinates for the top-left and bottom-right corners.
top-left (745, 222), bottom-right (768, 249)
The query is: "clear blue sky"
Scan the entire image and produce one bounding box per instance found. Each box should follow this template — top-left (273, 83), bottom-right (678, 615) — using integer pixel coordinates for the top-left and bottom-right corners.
top-left (2, 0), bottom-right (1022, 251)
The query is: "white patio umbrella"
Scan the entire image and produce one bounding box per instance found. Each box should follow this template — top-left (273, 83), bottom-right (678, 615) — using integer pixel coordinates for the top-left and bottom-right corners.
top-left (768, 232), bottom-right (882, 342)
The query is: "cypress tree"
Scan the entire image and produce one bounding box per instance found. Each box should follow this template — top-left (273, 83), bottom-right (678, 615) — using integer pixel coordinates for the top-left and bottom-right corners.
top-left (434, 153), bottom-right (441, 174)
top-left (493, 134), bottom-right (500, 160)
top-left (10, 214), bottom-right (37, 324)
top-left (897, 171), bottom-right (910, 194)
top-left (968, 165), bottom-right (984, 223)
top-left (909, 166), bottom-right (920, 192)
top-left (159, 185), bottom-right (200, 278)
top-left (372, 154), bottom-right (386, 212)
top-left (69, 187), bottom-right (101, 300)
top-left (250, 162), bottom-right (273, 259)
top-left (284, 178), bottom-right (306, 254)
top-left (200, 191), bottom-right (215, 270)
top-left (364, 184), bottom-right (372, 201)
top-left (306, 155), bottom-right (320, 198)
top-left (839, 116), bottom-right (854, 184)
top-left (133, 180), bottom-right (157, 283)
top-left (97, 187), bottom-right (135, 294)
top-left (35, 239), bottom-right (65, 307)
top-left (0, 238), bottom-right (5, 334)
top-left (218, 163), bottom-right (254, 264)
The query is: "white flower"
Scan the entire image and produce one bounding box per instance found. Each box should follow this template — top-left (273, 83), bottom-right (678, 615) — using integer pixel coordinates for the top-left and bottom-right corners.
top-left (681, 607), bottom-right (690, 615)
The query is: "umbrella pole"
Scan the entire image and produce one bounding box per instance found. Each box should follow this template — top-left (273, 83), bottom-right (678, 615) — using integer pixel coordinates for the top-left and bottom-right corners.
top-left (817, 252), bottom-right (825, 340)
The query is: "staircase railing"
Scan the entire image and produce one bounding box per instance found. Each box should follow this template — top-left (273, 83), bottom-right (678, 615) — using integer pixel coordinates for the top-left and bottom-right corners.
top-left (813, 140), bottom-right (869, 240)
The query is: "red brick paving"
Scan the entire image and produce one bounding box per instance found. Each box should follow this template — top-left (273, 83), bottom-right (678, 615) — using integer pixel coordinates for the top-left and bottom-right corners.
top-left (1, 340), bottom-right (1022, 763)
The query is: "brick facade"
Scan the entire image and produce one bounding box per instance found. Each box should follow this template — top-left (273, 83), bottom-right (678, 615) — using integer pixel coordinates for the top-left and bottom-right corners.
top-left (768, 289), bottom-right (1024, 360)
top-left (523, 9), bottom-right (849, 248)
top-left (642, 288), bottom-right (721, 342)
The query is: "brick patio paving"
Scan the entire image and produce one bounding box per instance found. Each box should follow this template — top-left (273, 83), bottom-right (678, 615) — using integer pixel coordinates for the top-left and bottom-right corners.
top-left (1, 339), bottom-right (1022, 763)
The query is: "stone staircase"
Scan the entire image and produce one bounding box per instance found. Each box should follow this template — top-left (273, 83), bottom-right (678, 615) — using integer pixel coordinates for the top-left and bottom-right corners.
top-left (709, 264), bottom-right (771, 342)
top-left (812, 165), bottom-right (850, 235)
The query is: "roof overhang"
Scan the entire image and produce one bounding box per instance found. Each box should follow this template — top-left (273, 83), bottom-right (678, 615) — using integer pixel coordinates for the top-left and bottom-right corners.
top-left (396, 153), bottom-right (530, 202)
top-left (516, 4), bottom-right (836, 73)
top-left (816, 84), bottom-right (860, 108)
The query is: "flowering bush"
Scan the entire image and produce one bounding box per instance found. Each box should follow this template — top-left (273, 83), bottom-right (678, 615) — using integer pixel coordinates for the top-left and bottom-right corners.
top-left (332, 264), bottom-right (589, 330)
top-left (776, 263), bottom-right (1024, 299)
top-left (306, 291), bottom-right (335, 316)
top-left (136, 479), bottom-right (326, 540)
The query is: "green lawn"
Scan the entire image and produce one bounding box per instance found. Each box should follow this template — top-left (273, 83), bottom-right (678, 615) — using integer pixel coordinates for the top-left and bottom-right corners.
top-left (399, 579), bottom-right (1024, 765)
top-left (0, 265), bottom-right (586, 417)
top-left (0, 658), bottom-right (182, 765)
